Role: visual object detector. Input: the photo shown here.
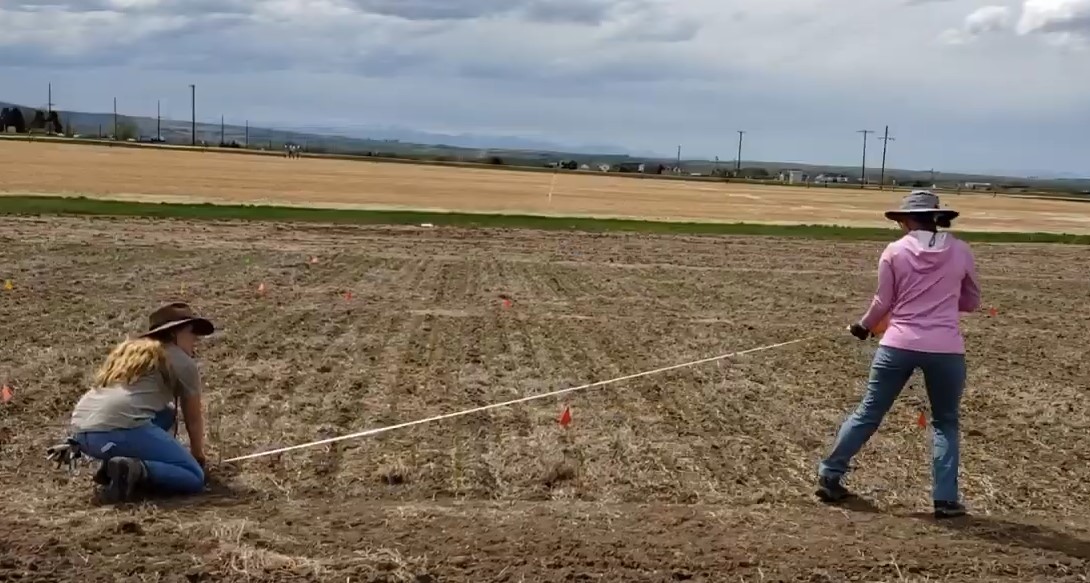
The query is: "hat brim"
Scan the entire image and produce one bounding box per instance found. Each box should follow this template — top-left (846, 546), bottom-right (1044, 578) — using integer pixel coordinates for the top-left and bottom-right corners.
top-left (884, 209), bottom-right (960, 221)
top-left (141, 317), bottom-right (215, 338)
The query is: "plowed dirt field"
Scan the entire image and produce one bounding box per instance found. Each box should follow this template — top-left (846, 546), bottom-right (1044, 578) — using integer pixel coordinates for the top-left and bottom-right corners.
top-left (1, 216), bottom-right (1089, 582)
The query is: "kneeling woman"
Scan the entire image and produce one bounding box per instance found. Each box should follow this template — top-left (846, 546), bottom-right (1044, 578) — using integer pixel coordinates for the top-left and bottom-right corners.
top-left (70, 303), bottom-right (213, 502)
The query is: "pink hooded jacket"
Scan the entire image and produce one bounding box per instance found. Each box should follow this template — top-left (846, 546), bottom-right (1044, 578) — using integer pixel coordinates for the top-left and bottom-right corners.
top-left (860, 231), bottom-right (981, 354)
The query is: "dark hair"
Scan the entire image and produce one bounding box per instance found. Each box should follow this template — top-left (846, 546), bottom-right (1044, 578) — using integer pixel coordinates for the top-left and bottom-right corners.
top-left (147, 323), bottom-right (190, 344)
top-left (906, 213), bottom-right (952, 232)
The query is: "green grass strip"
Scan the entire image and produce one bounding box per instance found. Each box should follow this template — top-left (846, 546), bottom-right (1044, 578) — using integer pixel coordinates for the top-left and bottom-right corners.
top-left (1, 194), bottom-right (1087, 244)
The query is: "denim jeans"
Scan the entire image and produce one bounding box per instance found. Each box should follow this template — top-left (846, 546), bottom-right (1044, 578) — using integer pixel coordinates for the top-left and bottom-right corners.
top-left (74, 407), bottom-right (205, 495)
top-left (819, 345), bottom-right (966, 502)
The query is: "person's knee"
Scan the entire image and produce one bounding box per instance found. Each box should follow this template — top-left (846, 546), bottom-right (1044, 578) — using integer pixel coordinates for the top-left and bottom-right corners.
top-left (175, 464), bottom-right (205, 494)
top-left (853, 402), bottom-right (887, 427)
top-left (932, 413), bottom-right (959, 429)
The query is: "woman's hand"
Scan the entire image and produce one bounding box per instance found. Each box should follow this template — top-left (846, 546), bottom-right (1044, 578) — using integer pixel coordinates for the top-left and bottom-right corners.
top-left (848, 323), bottom-right (871, 341)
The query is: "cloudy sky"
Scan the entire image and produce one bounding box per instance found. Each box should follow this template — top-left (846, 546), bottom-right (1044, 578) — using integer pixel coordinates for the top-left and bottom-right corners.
top-left (1, 0), bottom-right (1088, 175)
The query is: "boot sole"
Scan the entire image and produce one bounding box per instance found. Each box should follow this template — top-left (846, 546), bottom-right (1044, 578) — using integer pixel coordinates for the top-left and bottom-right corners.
top-left (104, 458), bottom-right (137, 503)
top-left (815, 488), bottom-right (850, 503)
top-left (934, 510), bottom-right (968, 519)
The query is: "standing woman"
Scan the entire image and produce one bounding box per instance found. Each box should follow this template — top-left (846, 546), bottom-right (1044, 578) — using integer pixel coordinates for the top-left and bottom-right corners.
top-left (817, 191), bottom-right (981, 518)
top-left (70, 303), bottom-right (214, 502)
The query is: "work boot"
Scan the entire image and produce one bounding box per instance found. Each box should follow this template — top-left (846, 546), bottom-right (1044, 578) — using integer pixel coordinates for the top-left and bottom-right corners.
top-left (93, 460), bottom-right (109, 486)
top-left (816, 475), bottom-right (851, 503)
top-left (934, 500), bottom-right (968, 519)
top-left (103, 457), bottom-right (147, 503)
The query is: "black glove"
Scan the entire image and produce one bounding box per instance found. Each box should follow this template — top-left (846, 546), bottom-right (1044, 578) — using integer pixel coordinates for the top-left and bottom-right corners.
top-left (46, 439), bottom-right (84, 472)
top-left (848, 323), bottom-right (871, 341)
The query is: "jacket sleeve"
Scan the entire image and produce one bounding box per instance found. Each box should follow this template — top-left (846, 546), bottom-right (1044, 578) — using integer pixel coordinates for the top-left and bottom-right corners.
top-left (860, 248), bottom-right (895, 330)
top-left (958, 244), bottom-right (982, 313)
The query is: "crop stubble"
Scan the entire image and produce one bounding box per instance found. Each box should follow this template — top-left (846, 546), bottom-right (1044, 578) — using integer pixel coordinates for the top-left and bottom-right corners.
top-left (3, 140), bottom-right (1090, 235)
top-left (1, 216), bottom-right (1089, 581)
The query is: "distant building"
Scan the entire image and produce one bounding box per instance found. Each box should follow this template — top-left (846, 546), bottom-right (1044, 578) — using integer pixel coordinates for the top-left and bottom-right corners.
top-left (963, 182), bottom-right (993, 190)
top-left (780, 170), bottom-right (808, 184)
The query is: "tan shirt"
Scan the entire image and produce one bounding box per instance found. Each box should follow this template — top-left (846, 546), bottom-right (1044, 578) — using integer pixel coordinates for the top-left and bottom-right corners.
top-left (71, 344), bottom-right (202, 432)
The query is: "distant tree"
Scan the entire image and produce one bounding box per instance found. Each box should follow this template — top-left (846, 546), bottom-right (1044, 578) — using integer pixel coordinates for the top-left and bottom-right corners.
top-left (740, 167), bottom-right (770, 179)
top-left (487, 156), bottom-right (505, 165)
top-left (1, 108), bottom-right (28, 133)
top-left (115, 120), bottom-right (139, 141)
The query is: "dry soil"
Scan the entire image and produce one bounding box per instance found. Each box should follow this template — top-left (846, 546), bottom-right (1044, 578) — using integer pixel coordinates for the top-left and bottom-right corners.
top-left (1, 216), bottom-right (1089, 581)
top-left (2, 141), bottom-right (1090, 234)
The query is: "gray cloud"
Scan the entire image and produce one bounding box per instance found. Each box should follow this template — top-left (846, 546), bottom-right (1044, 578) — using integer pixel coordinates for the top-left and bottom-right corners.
top-left (2, 0), bottom-right (1090, 175)
top-left (348, 0), bottom-right (619, 24)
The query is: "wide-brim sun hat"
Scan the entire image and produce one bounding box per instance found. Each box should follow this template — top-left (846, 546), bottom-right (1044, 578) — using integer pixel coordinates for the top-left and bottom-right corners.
top-left (884, 190), bottom-right (959, 222)
top-left (139, 302), bottom-right (215, 338)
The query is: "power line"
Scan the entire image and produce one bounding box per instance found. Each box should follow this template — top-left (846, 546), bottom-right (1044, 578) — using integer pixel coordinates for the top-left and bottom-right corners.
top-left (856, 130), bottom-right (874, 189)
top-left (736, 130), bottom-right (746, 174)
top-left (189, 84), bottom-right (196, 146)
top-left (878, 125), bottom-right (895, 191)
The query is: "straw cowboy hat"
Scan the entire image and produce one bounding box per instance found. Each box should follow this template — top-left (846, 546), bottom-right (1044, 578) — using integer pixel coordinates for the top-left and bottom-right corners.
top-left (884, 190), bottom-right (959, 223)
top-left (140, 302), bottom-right (215, 338)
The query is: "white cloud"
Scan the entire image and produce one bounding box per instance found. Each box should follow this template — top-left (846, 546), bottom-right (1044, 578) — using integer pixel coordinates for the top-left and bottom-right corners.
top-left (967, 5), bottom-right (1014, 33)
top-left (940, 5), bottom-right (1011, 44)
top-left (1017, 0), bottom-right (1090, 46)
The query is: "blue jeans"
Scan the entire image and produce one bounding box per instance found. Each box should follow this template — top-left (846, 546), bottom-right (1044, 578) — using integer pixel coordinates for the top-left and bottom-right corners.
top-left (819, 346), bottom-right (966, 502)
top-left (74, 408), bottom-right (204, 495)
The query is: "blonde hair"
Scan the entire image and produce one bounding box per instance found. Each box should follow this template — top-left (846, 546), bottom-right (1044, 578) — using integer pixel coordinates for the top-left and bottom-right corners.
top-left (94, 337), bottom-right (177, 390)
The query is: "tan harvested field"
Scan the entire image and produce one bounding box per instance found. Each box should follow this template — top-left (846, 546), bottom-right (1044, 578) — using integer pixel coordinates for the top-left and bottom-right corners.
top-left (2, 216), bottom-right (1090, 581)
top-left (2, 140), bottom-right (1090, 234)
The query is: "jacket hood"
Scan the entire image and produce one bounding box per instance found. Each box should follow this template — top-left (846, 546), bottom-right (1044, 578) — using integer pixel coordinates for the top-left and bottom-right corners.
top-left (898, 231), bottom-right (955, 273)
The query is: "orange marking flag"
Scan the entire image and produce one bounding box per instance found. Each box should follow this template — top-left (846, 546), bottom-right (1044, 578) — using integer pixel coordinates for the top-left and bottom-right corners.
top-left (558, 406), bottom-right (572, 428)
top-left (1, 385), bottom-right (13, 403)
top-left (917, 411), bottom-right (927, 429)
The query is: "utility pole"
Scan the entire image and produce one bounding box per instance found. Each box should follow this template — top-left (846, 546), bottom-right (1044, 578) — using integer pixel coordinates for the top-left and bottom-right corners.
top-left (736, 130), bottom-right (746, 174)
top-left (156, 100), bottom-right (161, 141)
top-left (47, 83), bottom-right (53, 115)
top-left (189, 84), bottom-right (196, 146)
top-left (857, 129), bottom-right (874, 188)
top-left (676, 145), bottom-right (681, 171)
top-left (220, 115), bottom-right (225, 146)
top-left (245, 120), bottom-right (249, 148)
top-left (878, 125), bottom-right (895, 191)
top-left (113, 97), bottom-right (118, 139)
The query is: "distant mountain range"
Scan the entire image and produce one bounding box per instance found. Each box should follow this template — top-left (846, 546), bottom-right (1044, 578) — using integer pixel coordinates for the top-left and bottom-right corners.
top-left (275, 122), bottom-right (662, 157)
top-left (2, 99), bottom-right (1087, 190)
